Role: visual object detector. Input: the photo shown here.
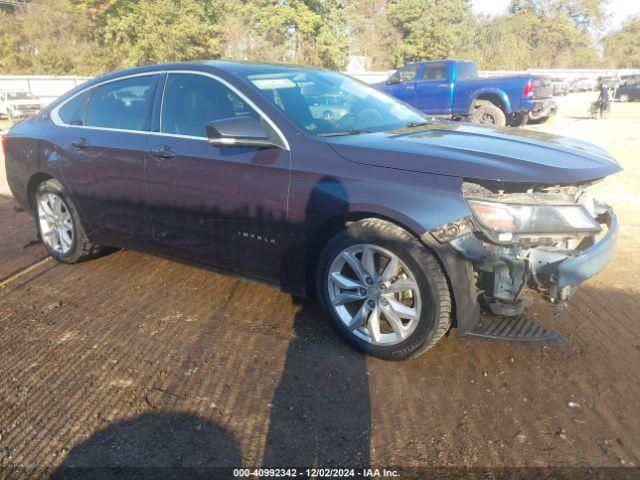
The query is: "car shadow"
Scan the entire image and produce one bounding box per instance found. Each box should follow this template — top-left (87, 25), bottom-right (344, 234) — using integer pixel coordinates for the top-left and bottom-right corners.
top-left (262, 297), bottom-right (371, 469)
top-left (49, 411), bottom-right (242, 480)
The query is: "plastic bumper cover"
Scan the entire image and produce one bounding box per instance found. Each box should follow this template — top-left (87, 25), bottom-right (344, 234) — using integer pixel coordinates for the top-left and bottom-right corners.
top-left (554, 209), bottom-right (617, 289)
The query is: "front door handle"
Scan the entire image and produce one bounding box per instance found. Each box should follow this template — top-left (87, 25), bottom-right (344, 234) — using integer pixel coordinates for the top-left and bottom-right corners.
top-left (149, 145), bottom-right (176, 160)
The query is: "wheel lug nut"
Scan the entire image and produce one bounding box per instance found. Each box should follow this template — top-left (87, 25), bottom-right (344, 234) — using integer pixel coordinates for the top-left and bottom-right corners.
top-left (367, 300), bottom-right (376, 308)
top-left (359, 288), bottom-right (367, 296)
top-left (380, 298), bottom-right (388, 306)
top-left (365, 277), bottom-right (373, 285)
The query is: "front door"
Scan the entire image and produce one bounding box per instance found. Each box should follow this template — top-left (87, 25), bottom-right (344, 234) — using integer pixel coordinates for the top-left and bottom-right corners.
top-left (385, 64), bottom-right (419, 106)
top-left (145, 72), bottom-right (291, 283)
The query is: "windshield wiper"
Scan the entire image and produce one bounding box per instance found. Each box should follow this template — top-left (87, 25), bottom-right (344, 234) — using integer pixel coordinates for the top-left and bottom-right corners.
top-left (317, 128), bottom-right (374, 137)
top-left (403, 121), bottom-right (431, 128)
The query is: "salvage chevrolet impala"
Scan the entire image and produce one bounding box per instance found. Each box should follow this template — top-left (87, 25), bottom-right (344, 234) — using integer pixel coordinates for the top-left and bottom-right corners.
top-left (2, 62), bottom-right (620, 359)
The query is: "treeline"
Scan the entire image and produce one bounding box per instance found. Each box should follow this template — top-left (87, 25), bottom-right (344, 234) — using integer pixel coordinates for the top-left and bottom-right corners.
top-left (0, 0), bottom-right (638, 76)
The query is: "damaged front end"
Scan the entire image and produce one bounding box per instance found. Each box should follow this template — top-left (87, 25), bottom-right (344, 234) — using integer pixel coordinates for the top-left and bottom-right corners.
top-left (432, 180), bottom-right (617, 325)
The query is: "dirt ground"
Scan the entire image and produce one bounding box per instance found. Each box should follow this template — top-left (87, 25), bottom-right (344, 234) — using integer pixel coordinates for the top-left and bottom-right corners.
top-left (0, 92), bottom-right (639, 477)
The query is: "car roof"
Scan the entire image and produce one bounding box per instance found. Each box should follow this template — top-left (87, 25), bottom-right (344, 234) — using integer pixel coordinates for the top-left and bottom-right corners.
top-left (96, 60), bottom-right (321, 81)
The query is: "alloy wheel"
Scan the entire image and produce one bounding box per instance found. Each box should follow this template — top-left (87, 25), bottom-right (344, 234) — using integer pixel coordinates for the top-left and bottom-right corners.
top-left (38, 192), bottom-right (74, 255)
top-left (327, 244), bottom-right (422, 346)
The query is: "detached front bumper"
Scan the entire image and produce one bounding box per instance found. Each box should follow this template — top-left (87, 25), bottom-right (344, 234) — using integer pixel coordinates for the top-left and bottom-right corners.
top-left (449, 205), bottom-right (617, 310)
top-left (530, 208), bottom-right (617, 295)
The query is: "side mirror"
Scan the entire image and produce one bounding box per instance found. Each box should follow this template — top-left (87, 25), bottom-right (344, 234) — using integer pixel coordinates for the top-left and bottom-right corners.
top-left (386, 77), bottom-right (401, 85)
top-left (206, 116), bottom-right (284, 149)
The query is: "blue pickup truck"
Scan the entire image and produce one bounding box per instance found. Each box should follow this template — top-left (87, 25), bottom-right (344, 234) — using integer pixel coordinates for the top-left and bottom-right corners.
top-left (376, 60), bottom-right (556, 127)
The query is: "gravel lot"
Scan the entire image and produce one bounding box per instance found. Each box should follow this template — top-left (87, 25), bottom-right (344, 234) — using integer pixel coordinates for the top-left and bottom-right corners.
top-left (1, 92), bottom-right (639, 476)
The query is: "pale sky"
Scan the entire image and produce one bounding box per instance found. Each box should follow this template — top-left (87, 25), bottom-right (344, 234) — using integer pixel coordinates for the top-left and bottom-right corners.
top-left (471, 0), bottom-right (640, 31)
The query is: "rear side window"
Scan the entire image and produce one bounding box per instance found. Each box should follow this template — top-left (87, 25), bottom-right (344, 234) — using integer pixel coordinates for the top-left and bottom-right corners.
top-left (85, 76), bottom-right (156, 131)
top-left (456, 62), bottom-right (477, 80)
top-left (58, 90), bottom-right (91, 126)
top-left (422, 65), bottom-right (447, 81)
top-left (161, 73), bottom-right (259, 138)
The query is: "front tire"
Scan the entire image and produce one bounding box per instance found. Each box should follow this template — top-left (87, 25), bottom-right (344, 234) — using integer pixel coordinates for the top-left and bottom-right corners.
top-left (316, 219), bottom-right (451, 360)
top-left (618, 94), bottom-right (629, 102)
top-left (34, 179), bottom-right (103, 263)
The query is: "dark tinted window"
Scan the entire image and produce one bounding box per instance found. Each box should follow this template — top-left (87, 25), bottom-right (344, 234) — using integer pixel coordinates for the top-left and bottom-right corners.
top-left (421, 65), bottom-right (447, 81)
top-left (161, 74), bottom-right (259, 138)
top-left (85, 76), bottom-right (155, 131)
top-left (59, 90), bottom-right (91, 126)
top-left (457, 62), bottom-right (477, 80)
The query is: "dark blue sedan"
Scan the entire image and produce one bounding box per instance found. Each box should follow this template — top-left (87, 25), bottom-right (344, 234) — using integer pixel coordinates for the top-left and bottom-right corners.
top-left (2, 61), bottom-right (620, 359)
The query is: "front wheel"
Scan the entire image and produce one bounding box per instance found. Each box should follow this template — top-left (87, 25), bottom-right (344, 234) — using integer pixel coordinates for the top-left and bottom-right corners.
top-left (316, 219), bottom-right (451, 360)
top-left (618, 94), bottom-right (629, 102)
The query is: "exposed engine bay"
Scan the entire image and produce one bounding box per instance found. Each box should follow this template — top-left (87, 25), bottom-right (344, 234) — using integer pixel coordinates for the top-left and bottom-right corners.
top-left (433, 179), bottom-right (616, 317)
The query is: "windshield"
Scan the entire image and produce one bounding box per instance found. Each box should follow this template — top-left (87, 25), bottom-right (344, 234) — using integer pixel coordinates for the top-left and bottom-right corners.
top-left (242, 70), bottom-right (426, 136)
top-left (6, 92), bottom-right (35, 100)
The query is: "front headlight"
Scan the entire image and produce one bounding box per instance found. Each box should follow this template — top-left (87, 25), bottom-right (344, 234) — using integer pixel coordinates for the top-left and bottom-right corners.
top-left (468, 199), bottom-right (601, 243)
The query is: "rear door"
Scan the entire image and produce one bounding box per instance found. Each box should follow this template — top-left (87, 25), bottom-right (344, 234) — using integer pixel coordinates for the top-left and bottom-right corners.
top-left (415, 62), bottom-right (451, 114)
top-left (54, 74), bottom-right (158, 245)
top-left (145, 72), bottom-right (291, 283)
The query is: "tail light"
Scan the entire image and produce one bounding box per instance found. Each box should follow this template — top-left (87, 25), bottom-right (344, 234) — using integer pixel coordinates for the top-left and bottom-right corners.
top-left (1, 133), bottom-right (6, 156)
top-left (523, 79), bottom-right (535, 97)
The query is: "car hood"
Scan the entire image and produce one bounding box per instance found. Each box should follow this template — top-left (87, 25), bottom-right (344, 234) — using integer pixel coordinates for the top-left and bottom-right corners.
top-left (326, 122), bottom-right (621, 184)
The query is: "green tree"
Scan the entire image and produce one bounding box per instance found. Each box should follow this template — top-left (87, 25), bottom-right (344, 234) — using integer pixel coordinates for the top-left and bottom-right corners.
top-left (0, 0), bottom-right (97, 75)
top-left (602, 16), bottom-right (640, 68)
top-left (387, 0), bottom-right (475, 66)
top-left (99, 0), bottom-right (219, 70)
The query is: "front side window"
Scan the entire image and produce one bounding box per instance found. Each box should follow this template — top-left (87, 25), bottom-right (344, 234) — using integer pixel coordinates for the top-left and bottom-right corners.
top-left (389, 65), bottom-right (419, 84)
top-left (85, 76), bottom-right (156, 131)
top-left (161, 74), bottom-right (259, 138)
top-left (243, 70), bottom-right (425, 136)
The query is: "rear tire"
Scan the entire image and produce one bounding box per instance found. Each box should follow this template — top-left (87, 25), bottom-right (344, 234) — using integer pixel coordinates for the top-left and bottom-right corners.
top-left (470, 101), bottom-right (506, 127)
top-left (316, 218), bottom-right (451, 360)
top-left (508, 112), bottom-right (528, 127)
top-left (618, 94), bottom-right (629, 102)
top-left (34, 179), bottom-right (103, 263)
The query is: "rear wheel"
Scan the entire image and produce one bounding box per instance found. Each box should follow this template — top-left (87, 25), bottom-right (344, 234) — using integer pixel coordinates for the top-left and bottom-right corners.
top-left (34, 179), bottom-right (103, 263)
top-left (618, 94), bottom-right (629, 102)
top-left (470, 101), bottom-right (506, 127)
top-left (316, 219), bottom-right (451, 360)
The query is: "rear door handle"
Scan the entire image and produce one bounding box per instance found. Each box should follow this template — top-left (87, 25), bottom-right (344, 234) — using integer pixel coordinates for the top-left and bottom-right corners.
top-left (149, 145), bottom-right (176, 160)
top-left (437, 84), bottom-right (450, 88)
top-left (69, 138), bottom-right (90, 150)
